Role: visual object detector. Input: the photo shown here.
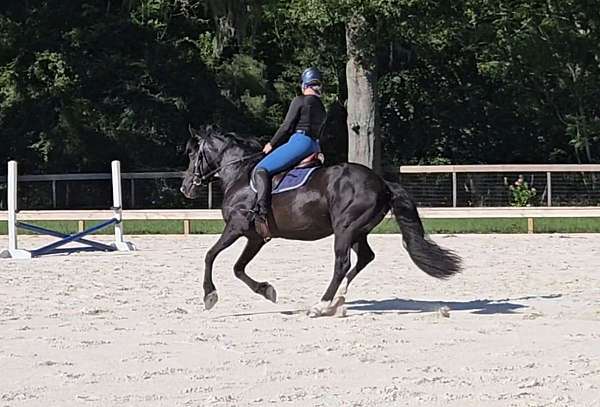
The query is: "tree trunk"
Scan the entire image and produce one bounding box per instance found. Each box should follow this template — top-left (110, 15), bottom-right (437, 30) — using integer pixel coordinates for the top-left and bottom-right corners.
top-left (345, 14), bottom-right (381, 173)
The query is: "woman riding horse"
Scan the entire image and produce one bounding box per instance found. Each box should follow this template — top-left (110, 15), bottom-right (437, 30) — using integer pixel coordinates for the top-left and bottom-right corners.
top-left (252, 67), bottom-right (326, 238)
top-left (180, 124), bottom-right (461, 317)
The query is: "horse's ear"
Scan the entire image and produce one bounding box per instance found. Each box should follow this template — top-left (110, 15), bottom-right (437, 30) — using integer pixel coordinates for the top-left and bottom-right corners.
top-left (188, 124), bottom-right (200, 138)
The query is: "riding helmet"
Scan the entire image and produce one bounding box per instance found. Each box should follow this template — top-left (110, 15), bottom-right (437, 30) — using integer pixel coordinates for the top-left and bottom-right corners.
top-left (300, 67), bottom-right (322, 89)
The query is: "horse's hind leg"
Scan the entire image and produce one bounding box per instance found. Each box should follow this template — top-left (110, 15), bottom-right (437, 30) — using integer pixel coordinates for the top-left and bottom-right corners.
top-left (308, 234), bottom-right (352, 317)
top-left (336, 235), bottom-right (375, 298)
top-left (233, 237), bottom-right (276, 303)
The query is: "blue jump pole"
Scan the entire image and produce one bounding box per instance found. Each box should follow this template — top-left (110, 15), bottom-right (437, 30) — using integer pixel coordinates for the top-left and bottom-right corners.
top-left (16, 222), bottom-right (116, 252)
top-left (29, 218), bottom-right (119, 257)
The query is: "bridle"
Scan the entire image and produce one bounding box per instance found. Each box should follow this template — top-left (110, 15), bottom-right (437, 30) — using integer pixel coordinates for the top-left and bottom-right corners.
top-left (191, 137), bottom-right (210, 186)
top-left (191, 137), bottom-right (263, 186)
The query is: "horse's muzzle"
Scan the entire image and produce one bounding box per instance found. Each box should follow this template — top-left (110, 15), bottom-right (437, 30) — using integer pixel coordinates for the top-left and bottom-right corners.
top-left (180, 186), bottom-right (192, 199)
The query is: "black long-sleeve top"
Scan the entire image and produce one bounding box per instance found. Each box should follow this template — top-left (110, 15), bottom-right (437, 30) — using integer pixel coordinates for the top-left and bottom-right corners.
top-left (270, 95), bottom-right (326, 146)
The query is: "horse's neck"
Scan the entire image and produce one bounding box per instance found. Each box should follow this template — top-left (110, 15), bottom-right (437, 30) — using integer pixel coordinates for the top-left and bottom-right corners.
top-left (219, 166), bottom-right (250, 195)
top-left (217, 149), bottom-right (258, 195)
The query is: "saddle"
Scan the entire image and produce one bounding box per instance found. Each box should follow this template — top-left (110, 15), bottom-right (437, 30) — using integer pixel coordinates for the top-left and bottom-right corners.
top-left (251, 153), bottom-right (323, 241)
top-left (250, 153), bottom-right (323, 195)
top-left (270, 153), bottom-right (322, 193)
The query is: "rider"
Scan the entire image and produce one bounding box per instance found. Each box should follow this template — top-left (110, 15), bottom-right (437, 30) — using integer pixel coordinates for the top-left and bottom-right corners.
top-left (252, 67), bottom-right (327, 236)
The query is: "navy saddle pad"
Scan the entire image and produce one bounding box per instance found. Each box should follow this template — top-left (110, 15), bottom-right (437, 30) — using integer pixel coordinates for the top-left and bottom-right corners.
top-left (251, 166), bottom-right (319, 195)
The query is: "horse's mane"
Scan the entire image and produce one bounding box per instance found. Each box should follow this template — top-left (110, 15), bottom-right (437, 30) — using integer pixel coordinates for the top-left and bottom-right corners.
top-left (203, 125), bottom-right (262, 155)
top-left (223, 132), bottom-right (262, 153)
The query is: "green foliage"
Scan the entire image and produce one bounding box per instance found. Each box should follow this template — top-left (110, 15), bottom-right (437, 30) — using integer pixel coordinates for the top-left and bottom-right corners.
top-left (507, 175), bottom-right (538, 207)
top-left (217, 53), bottom-right (270, 123)
top-left (0, 65), bottom-right (18, 109)
top-left (1, 0), bottom-right (600, 193)
top-left (29, 51), bottom-right (76, 97)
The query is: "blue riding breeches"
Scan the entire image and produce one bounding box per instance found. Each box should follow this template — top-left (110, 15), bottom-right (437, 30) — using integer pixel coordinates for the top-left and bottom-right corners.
top-left (255, 131), bottom-right (320, 174)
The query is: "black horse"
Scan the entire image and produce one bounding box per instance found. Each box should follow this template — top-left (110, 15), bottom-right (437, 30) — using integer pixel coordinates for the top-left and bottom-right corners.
top-left (180, 125), bottom-right (461, 316)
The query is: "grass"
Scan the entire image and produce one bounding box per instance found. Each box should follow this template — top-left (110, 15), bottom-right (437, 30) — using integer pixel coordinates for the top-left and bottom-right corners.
top-left (374, 218), bottom-right (529, 234)
top-left (0, 221), bottom-right (79, 235)
top-left (1, 218), bottom-right (600, 235)
top-left (534, 217), bottom-right (600, 233)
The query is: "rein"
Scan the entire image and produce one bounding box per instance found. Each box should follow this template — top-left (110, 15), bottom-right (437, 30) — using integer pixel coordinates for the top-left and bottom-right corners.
top-left (193, 139), bottom-right (263, 186)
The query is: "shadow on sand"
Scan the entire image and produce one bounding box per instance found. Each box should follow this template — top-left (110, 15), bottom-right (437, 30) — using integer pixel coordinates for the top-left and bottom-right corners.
top-left (347, 294), bottom-right (562, 315)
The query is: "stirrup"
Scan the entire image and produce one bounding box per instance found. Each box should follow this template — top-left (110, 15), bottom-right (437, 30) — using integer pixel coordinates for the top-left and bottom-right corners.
top-left (254, 215), bottom-right (272, 242)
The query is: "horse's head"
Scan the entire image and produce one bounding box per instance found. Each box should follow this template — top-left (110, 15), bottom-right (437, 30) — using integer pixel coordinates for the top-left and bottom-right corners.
top-left (180, 125), bottom-right (222, 199)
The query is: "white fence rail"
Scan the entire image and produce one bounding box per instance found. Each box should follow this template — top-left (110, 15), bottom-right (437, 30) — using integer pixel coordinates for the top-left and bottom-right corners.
top-left (2, 207), bottom-right (600, 234)
top-left (3, 164), bottom-right (599, 209)
top-left (2, 164), bottom-right (600, 234)
top-left (399, 164), bottom-right (600, 207)
top-left (0, 170), bottom-right (206, 209)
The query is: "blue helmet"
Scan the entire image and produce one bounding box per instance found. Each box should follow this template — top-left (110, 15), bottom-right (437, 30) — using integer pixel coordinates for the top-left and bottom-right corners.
top-left (300, 67), bottom-right (322, 89)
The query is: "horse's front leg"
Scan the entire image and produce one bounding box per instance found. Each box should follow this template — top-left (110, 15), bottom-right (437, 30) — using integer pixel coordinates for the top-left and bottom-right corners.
top-left (233, 236), bottom-right (276, 302)
top-left (203, 223), bottom-right (241, 310)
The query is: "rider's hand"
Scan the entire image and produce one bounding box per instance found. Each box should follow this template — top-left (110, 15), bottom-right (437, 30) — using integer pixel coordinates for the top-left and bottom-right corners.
top-left (263, 143), bottom-right (273, 154)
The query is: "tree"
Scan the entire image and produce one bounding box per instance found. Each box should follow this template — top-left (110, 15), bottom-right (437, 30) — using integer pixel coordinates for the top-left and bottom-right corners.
top-left (282, 1), bottom-right (409, 171)
top-left (346, 12), bottom-right (381, 172)
top-left (3, 0), bottom-right (600, 184)
top-left (476, 0), bottom-right (600, 163)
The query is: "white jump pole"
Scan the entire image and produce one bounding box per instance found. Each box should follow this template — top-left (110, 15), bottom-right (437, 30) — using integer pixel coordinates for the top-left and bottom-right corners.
top-left (1, 161), bottom-right (31, 259)
top-left (111, 160), bottom-right (135, 252)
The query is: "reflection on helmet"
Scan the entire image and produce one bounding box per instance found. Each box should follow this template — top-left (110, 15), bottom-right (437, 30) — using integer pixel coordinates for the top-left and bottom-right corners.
top-left (301, 67), bottom-right (322, 89)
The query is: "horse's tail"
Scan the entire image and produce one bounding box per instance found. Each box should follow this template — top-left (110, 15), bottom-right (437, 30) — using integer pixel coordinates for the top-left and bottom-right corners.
top-left (385, 181), bottom-right (462, 279)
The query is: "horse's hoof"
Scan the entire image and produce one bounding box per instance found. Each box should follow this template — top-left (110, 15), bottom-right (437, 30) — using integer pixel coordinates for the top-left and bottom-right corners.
top-left (331, 296), bottom-right (346, 309)
top-left (204, 291), bottom-right (218, 311)
top-left (334, 305), bottom-right (347, 318)
top-left (307, 301), bottom-right (328, 318)
top-left (308, 297), bottom-right (346, 318)
top-left (264, 285), bottom-right (277, 303)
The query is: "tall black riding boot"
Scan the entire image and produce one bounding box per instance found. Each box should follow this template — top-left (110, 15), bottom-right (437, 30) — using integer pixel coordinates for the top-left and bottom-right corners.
top-left (252, 168), bottom-right (272, 241)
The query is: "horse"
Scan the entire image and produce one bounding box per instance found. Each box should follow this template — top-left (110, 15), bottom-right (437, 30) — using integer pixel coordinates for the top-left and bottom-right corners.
top-left (180, 125), bottom-right (461, 317)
